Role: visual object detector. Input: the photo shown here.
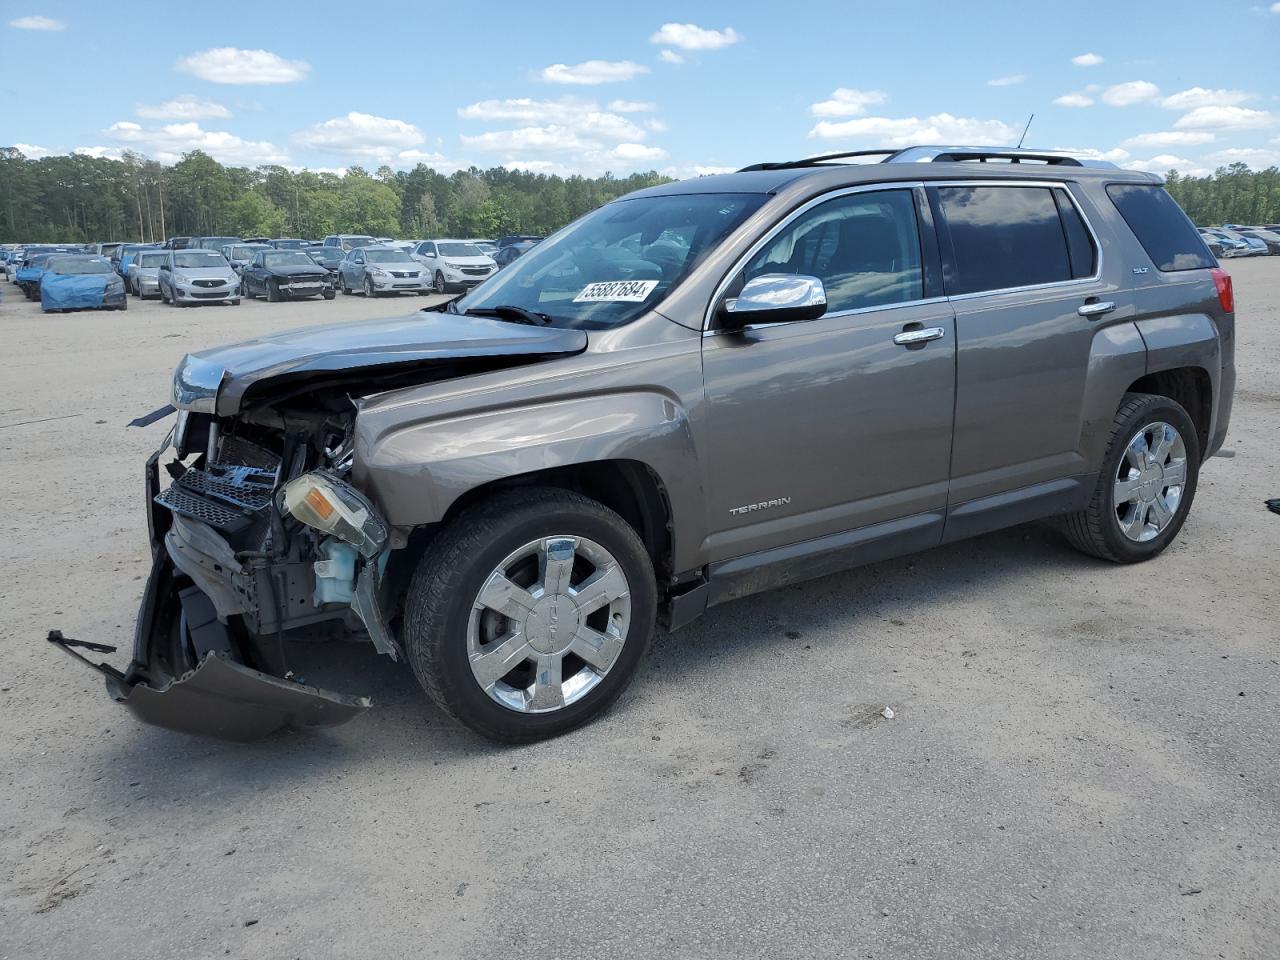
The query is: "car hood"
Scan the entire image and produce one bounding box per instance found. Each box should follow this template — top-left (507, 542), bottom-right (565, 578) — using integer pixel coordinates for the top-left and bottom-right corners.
top-left (366, 261), bottom-right (421, 271)
top-left (443, 255), bottom-right (496, 266)
top-left (182, 310), bottom-right (589, 415)
top-left (267, 264), bottom-right (330, 278)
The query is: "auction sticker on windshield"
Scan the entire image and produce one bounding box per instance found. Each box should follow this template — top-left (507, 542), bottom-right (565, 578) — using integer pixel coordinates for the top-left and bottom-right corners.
top-left (573, 279), bottom-right (659, 303)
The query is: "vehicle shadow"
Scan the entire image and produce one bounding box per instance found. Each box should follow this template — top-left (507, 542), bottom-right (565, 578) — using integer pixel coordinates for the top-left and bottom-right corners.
top-left (81, 520), bottom-right (1101, 810)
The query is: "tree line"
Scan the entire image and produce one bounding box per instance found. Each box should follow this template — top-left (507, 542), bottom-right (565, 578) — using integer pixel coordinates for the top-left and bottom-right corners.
top-left (1161, 163), bottom-right (1279, 227)
top-left (2, 145), bottom-right (1278, 245)
top-left (0, 146), bottom-right (671, 244)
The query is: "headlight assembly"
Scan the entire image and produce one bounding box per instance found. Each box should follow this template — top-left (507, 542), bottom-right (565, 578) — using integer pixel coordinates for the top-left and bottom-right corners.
top-left (281, 472), bottom-right (388, 558)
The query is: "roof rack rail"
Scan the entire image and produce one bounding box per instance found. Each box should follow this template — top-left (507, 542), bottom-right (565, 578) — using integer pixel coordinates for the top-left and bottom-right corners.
top-left (738, 150), bottom-right (898, 172)
top-left (738, 145), bottom-right (1116, 172)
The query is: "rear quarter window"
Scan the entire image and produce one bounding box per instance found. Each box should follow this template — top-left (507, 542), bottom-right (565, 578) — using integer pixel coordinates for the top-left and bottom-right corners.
top-left (1105, 183), bottom-right (1214, 272)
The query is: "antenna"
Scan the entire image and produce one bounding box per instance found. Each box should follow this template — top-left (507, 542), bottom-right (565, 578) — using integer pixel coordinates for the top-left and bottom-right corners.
top-left (1016, 114), bottom-right (1035, 149)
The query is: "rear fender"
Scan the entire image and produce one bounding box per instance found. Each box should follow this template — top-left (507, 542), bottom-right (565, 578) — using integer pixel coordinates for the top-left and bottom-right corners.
top-left (356, 391), bottom-right (704, 571)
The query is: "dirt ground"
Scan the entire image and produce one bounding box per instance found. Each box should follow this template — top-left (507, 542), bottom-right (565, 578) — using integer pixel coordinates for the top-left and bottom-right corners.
top-left (1, 263), bottom-right (1277, 960)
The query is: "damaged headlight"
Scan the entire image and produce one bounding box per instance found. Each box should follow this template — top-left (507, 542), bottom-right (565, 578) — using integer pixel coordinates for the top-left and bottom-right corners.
top-left (281, 472), bottom-right (387, 558)
top-left (172, 354), bottom-right (225, 414)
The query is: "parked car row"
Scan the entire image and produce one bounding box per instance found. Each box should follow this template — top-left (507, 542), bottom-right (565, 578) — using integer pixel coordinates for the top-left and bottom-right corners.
top-left (1197, 224), bottom-right (1280, 257)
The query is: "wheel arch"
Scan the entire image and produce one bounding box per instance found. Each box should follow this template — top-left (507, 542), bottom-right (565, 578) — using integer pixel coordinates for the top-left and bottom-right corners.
top-left (1124, 365), bottom-right (1213, 455)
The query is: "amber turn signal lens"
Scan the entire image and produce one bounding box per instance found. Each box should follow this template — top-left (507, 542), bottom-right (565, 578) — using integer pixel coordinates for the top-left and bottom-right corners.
top-left (305, 487), bottom-right (336, 520)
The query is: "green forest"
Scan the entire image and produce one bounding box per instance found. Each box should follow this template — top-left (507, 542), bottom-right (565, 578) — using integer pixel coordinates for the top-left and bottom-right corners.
top-left (1, 145), bottom-right (1278, 244)
top-left (0, 147), bottom-right (670, 244)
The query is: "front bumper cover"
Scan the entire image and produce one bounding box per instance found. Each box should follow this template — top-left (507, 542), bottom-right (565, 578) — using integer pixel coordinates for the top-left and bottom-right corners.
top-left (48, 554), bottom-right (370, 741)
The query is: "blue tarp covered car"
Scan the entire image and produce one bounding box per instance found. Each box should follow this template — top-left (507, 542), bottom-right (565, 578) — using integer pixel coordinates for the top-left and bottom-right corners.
top-left (40, 255), bottom-right (127, 312)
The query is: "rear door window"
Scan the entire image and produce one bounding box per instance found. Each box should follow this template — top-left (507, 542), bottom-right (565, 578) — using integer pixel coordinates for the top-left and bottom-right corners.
top-left (1105, 183), bottom-right (1214, 272)
top-left (930, 185), bottom-right (1074, 295)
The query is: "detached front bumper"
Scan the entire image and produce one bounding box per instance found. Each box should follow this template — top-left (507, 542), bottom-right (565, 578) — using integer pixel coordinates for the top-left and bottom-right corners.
top-left (49, 553), bottom-right (371, 741)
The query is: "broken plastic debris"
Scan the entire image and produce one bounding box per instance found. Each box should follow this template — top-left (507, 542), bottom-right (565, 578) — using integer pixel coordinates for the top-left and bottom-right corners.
top-left (881, 706), bottom-right (895, 720)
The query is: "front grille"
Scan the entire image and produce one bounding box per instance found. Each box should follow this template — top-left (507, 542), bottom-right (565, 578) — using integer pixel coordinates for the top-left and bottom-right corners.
top-left (389, 270), bottom-right (419, 278)
top-left (284, 275), bottom-right (325, 285)
top-left (153, 462), bottom-right (277, 531)
top-left (192, 290), bottom-right (229, 299)
top-left (192, 279), bottom-right (226, 288)
top-left (461, 267), bottom-right (489, 276)
top-left (219, 437), bottom-right (281, 470)
top-left (155, 485), bottom-right (248, 530)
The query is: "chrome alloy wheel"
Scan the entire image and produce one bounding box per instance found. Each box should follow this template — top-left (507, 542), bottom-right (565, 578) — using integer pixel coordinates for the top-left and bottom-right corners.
top-left (1113, 421), bottom-right (1188, 542)
top-left (467, 536), bottom-right (632, 713)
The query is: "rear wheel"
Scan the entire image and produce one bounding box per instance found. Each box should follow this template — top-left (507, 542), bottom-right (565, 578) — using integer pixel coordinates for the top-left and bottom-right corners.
top-left (1060, 393), bottom-right (1200, 563)
top-left (404, 488), bottom-right (656, 743)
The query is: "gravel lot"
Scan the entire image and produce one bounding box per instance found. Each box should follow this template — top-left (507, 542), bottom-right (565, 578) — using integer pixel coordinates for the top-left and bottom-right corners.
top-left (2, 262), bottom-right (1278, 960)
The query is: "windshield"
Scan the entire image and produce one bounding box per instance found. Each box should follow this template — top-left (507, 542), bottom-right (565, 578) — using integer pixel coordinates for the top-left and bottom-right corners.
top-left (457, 192), bottom-right (767, 329)
top-left (49, 256), bottom-right (114, 275)
top-left (438, 242), bottom-right (485, 258)
top-left (174, 251), bottom-right (228, 268)
top-left (229, 245), bottom-right (266, 259)
top-left (364, 248), bottom-right (409, 263)
top-left (273, 239), bottom-right (308, 249)
top-left (197, 237), bottom-right (239, 249)
top-left (264, 251), bottom-right (317, 268)
top-left (138, 252), bottom-right (167, 267)
top-left (342, 236), bottom-right (375, 250)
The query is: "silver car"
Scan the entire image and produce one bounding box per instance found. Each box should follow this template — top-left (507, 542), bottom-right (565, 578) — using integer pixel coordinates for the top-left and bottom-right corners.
top-left (338, 245), bottom-right (430, 297)
top-left (220, 242), bottom-right (272, 276)
top-left (128, 249), bottom-right (170, 299)
top-left (157, 248), bottom-right (241, 307)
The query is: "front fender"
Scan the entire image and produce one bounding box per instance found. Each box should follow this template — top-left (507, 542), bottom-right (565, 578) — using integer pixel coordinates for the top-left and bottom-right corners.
top-left (355, 391), bottom-right (703, 570)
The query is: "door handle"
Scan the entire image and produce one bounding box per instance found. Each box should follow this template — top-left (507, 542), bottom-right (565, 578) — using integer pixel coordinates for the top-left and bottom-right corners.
top-left (893, 326), bottom-right (946, 346)
top-left (1077, 300), bottom-right (1116, 318)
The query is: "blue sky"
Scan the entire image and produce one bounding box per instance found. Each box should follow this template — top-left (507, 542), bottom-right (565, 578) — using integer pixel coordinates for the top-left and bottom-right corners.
top-left (2, 1), bottom-right (1278, 178)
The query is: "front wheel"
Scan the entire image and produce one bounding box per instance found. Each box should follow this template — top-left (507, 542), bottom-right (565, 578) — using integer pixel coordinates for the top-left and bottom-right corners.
top-left (433, 271), bottom-right (446, 294)
top-left (364, 277), bottom-right (376, 298)
top-left (266, 279), bottom-right (281, 302)
top-left (323, 289), bottom-right (336, 300)
top-left (1060, 392), bottom-right (1200, 563)
top-left (404, 488), bottom-right (656, 743)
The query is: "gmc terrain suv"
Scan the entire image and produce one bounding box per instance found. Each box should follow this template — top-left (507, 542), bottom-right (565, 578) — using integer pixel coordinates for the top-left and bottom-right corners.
top-left (51, 146), bottom-right (1235, 744)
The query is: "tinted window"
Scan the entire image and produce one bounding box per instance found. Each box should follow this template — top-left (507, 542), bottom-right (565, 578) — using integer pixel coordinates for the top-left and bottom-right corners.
top-left (743, 189), bottom-right (923, 313)
top-left (1106, 184), bottom-right (1214, 272)
top-left (934, 185), bottom-right (1071, 295)
top-left (1053, 189), bottom-right (1097, 279)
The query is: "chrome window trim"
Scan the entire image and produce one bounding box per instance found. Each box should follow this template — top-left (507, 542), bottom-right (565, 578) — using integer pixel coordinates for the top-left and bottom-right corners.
top-left (927, 179), bottom-right (1104, 302)
top-left (701, 178), bottom-right (1104, 331)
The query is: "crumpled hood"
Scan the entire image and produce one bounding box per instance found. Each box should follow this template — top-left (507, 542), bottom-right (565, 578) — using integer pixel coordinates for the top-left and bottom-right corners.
top-left (265, 264), bottom-right (330, 279)
top-left (184, 310), bottom-right (588, 415)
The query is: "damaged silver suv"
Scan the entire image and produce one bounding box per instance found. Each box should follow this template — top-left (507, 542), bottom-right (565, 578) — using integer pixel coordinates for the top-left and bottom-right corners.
top-left (51, 146), bottom-right (1235, 743)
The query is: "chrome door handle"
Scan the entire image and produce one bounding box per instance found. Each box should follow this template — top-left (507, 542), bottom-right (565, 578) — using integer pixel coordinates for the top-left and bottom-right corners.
top-left (1077, 300), bottom-right (1116, 318)
top-left (893, 326), bottom-right (946, 346)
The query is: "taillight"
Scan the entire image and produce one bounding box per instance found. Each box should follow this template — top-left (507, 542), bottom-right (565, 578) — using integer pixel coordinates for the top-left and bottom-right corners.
top-left (1212, 267), bottom-right (1234, 314)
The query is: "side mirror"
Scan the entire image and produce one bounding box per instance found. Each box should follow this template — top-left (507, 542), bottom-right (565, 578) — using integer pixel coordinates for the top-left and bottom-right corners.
top-left (719, 274), bottom-right (827, 329)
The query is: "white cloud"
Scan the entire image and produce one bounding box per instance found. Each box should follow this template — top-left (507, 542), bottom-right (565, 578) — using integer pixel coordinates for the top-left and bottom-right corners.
top-left (136, 95), bottom-right (231, 121)
top-left (73, 146), bottom-right (124, 160)
top-left (1072, 52), bottom-right (1104, 66)
top-left (1054, 146), bottom-right (1131, 163)
top-left (608, 99), bottom-right (657, 113)
top-left (988, 75), bottom-right (1026, 87)
top-left (604, 143), bottom-right (667, 163)
top-left (1159, 87), bottom-right (1255, 111)
top-left (292, 112), bottom-right (424, 163)
top-left (461, 126), bottom-right (596, 154)
top-left (1054, 93), bottom-right (1094, 108)
top-left (12, 143), bottom-right (53, 158)
top-left (1101, 81), bottom-right (1160, 106)
top-left (1122, 131), bottom-right (1216, 149)
top-left (658, 49), bottom-right (684, 64)
top-left (1272, 2), bottom-right (1280, 11)
top-left (106, 120), bottom-right (289, 165)
top-left (648, 23), bottom-right (741, 50)
top-left (1173, 105), bottom-right (1276, 131)
top-left (1205, 147), bottom-right (1280, 169)
top-left (540, 60), bottom-right (649, 85)
top-left (176, 47), bottom-right (309, 85)
top-left (457, 98), bottom-right (646, 141)
top-left (693, 165), bottom-right (737, 176)
top-left (809, 113), bottom-right (1017, 146)
top-left (9, 15), bottom-right (63, 30)
top-left (645, 118), bottom-right (668, 133)
top-left (809, 88), bottom-right (889, 118)
top-left (1125, 154), bottom-right (1209, 176)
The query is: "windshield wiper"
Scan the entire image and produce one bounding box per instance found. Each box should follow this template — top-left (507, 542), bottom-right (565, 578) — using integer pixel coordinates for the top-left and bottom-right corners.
top-left (464, 304), bottom-right (555, 326)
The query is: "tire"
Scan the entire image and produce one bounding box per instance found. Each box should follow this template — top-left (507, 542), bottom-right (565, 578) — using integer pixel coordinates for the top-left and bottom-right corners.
top-left (364, 277), bottom-right (376, 298)
top-left (266, 279), bottom-right (281, 302)
top-left (118, 298), bottom-right (128, 311)
top-left (404, 487), bottom-right (656, 743)
top-left (323, 289), bottom-right (336, 301)
top-left (433, 271), bottom-right (446, 294)
top-left (1059, 392), bottom-right (1200, 563)
top-left (341, 274), bottom-right (352, 295)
